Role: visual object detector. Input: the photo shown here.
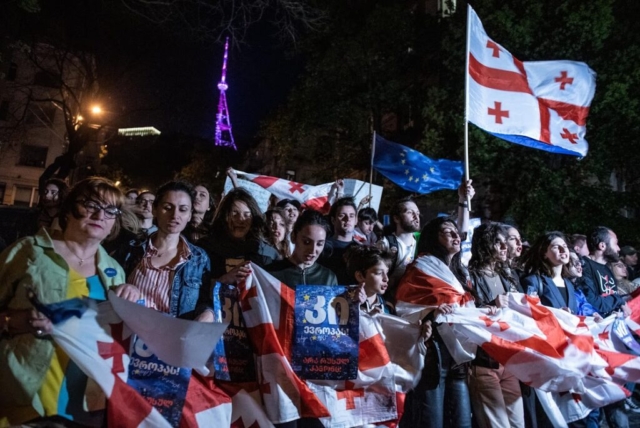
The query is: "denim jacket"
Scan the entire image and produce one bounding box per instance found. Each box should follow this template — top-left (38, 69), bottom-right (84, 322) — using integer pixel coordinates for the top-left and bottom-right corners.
top-left (117, 235), bottom-right (212, 319)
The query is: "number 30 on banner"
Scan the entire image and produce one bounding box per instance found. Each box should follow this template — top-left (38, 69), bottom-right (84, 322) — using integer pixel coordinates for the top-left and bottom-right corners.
top-left (305, 295), bottom-right (349, 325)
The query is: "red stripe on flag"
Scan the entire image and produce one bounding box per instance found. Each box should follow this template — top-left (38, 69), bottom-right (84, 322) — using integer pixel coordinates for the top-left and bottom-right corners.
top-left (252, 176), bottom-right (280, 189)
top-left (179, 373), bottom-right (231, 428)
top-left (277, 283), bottom-right (296, 361)
top-left (468, 54), bottom-right (533, 95)
top-left (596, 349), bottom-right (638, 376)
top-left (302, 196), bottom-right (330, 214)
top-left (537, 99), bottom-right (551, 144)
top-left (359, 334), bottom-right (391, 371)
top-left (395, 265), bottom-right (473, 308)
top-left (539, 98), bottom-right (590, 126)
top-left (107, 377), bottom-right (156, 428)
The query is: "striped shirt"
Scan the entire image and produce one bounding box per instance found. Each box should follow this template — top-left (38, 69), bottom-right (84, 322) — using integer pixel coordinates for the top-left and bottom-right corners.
top-left (127, 235), bottom-right (191, 313)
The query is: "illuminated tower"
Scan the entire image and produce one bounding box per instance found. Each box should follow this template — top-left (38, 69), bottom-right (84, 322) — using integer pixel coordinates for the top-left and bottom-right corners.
top-left (214, 37), bottom-right (236, 150)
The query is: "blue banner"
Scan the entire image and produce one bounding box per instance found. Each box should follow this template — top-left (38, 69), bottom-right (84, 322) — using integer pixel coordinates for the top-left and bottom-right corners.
top-left (127, 336), bottom-right (191, 427)
top-left (292, 285), bottom-right (360, 380)
top-left (211, 282), bottom-right (257, 382)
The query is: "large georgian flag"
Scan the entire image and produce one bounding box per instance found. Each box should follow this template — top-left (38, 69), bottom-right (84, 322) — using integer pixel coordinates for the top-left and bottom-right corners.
top-left (43, 295), bottom-right (232, 428)
top-left (467, 5), bottom-right (596, 157)
top-left (234, 170), bottom-right (334, 213)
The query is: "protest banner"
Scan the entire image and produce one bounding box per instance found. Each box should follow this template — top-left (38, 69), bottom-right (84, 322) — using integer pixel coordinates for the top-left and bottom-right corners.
top-left (292, 285), bottom-right (360, 380)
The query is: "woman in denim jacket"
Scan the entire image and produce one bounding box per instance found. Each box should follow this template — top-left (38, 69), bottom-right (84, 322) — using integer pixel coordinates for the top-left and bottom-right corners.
top-left (118, 181), bottom-right (213, 320)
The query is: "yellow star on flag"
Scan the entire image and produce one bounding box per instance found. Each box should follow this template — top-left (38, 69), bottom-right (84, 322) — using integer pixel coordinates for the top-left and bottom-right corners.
top-left (304, 295), bottom-right (310, 301)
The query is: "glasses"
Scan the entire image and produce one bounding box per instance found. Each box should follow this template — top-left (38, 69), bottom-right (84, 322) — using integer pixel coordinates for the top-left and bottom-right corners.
top-left (77, 199), bottom-right (121, 219)
top-left (136, 198), bottom-right (155, 206)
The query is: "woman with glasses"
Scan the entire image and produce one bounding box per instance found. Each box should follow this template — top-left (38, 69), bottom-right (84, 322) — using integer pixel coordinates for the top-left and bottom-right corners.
top-left (0, 177), bottom-right (139, 426)
top-left (198, 188), bottom-right (278, 285)
top-left (117, 181), bottom-right (213, 320)
top-left (467, 222), bottom-right (525, 428)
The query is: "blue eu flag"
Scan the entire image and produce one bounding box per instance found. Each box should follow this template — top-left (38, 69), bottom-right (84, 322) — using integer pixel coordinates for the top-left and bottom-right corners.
top-left (373, 135), bottom-right (464, 194)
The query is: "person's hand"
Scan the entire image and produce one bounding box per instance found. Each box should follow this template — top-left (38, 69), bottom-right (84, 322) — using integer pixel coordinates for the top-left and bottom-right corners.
top-left (593, 312), bottom-right (603, 323)
top-left (420, 320), bottom-right (433, 342)
top-left (433, 304), bottom-right (454, 319)
top-left (114, 284), bottom-right (141, 302)
top-left (494, 294), bottom-right (509, 309)
top-left (622, 304), bottom-right (632, 318)
top-left (357, 284), bottom-right (367, 304)
top-left (487, 306), bottom-right (499, 315)
top-left (458, 179), bottom-right (475, 201)
top-left (195, 310), bottom-right (215, 323)
top-left (226, 167), bottom-right (238, 180)
top-left (218, 262), bottom-right (252, 285)
top-left (9, 308), bottom-right (54, 336)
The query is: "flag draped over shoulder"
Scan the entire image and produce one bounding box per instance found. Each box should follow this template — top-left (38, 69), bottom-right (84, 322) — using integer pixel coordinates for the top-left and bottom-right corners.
top-left (467, 5), bottom-right (596, 157)
top-left (372, 135), bottom-right (464, 194)
top-left (234, 170), bottom-right (334, 213)
top-left (44, 295), bottom-right (232, 428)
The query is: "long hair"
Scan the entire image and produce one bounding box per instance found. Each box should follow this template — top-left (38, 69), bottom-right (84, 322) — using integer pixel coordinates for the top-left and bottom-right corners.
top-left (38, 178), bottom-right (69, 208)
top-left (522, 231), bottom-right (567, 277)
top-left (468, 222), bottom-right (507, 271)
top-left (265, 208), bottom-right (292, 258)
top-left (58, 177), bottom-right (125, 241)
top-left (211, 188), bottom-right (266, 242)
top-left (417, 216), bottom-right (468, 288)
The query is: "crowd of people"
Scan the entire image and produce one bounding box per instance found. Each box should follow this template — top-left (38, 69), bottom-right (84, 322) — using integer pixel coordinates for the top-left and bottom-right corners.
top-left (0, 171), bottom-right (639, 428)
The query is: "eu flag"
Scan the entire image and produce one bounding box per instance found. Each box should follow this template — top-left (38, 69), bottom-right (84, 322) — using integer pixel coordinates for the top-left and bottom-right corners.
top-left (373, 135), bottom-right (464, 194)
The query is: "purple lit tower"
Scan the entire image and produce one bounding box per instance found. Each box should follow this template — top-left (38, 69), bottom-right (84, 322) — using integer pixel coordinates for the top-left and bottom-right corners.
top-left (214, 37), bottom-right (236, 150)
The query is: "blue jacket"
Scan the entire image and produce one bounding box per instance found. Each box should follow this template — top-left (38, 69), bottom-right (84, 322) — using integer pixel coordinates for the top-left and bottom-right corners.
top-left (522, 274), bottom-right (577, 313)
top-left (117, 237), bottom-right (212, 319)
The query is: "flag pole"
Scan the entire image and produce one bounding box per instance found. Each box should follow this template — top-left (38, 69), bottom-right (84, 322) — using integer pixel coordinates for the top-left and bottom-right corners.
top-left (464, 4), bottom-right (472, 210)
top-left (369, 131), bottom-right (376, 203)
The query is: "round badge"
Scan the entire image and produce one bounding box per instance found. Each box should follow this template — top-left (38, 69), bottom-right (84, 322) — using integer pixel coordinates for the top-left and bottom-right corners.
top-left (104, 267), bottom-right (118, 278)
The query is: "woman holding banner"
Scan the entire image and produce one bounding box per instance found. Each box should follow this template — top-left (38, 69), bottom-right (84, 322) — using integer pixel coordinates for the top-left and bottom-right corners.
top-left (395, 216), bottom-right (475, 428)
top-left (0, 177), bottom-right (138, 426)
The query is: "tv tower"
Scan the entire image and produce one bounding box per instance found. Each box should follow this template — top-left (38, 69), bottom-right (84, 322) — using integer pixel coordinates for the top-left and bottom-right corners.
top-left (214, 37), bottom-right (236, 150)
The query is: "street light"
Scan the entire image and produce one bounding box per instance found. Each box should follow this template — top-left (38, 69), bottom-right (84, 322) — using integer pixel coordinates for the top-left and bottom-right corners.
top-left (91, 105), bottom-right (102, 115)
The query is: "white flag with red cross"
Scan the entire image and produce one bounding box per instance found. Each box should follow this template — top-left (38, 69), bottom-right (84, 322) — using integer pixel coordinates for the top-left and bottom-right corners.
top-left (467, 5), bottom-right (596, 157)
top-left (45, 295), bottom-right (232, 428)
top-left (234, 170), bottom-right (335, 213)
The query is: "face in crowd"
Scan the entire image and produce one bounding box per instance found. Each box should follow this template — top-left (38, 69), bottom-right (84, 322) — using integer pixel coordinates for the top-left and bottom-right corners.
top-left (333, 205), bottom-right (356, 236)
top-left (42, 183), bottom-right (61, 208)
top-left (565, 252), bottom-right (583, 279)
top-left (227, 200), bottom-right (252, 239)
top-left (283, 203), bottom-right (300, 225)
top-left (506, 227), bottom-right (522, 260)
top-left (193, 185), bottom-right (211, 214)
top-left (154, 190), bottom-right (192, 235)
top-left (269, 211), bottom-right (287, 245)
top-left (544, 237), bottom-right (570, 267)
top-left (438, 221), bottom-right (461, 257)
top-left (356, 261), bottom-right (389, 298)
top-left (136, 192), bottom-right (156, 220)
top-left (291, 224), bottom-right (326, 268)
top-left (395, 201), bottom-right (420, 233)
top-left (68, 196), bottom-right (121, 242)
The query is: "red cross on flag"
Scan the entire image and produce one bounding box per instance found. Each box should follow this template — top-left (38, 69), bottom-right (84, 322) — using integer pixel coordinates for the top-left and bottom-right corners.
top-left (467, 5), bottom-right (596, 157)
top-left (234, 170), bottom-right (335, 213)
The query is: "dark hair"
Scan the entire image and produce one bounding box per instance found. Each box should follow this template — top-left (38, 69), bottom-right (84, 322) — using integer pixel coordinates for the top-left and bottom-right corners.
top-left (58, 177), bottom-right (125, 240)
top-left (276, 199), bottom-right (302, 211)
top-left (522, 231), bottom-right (567, 277)
top-left (125, 188), bottom-right (139, 197)
top-left (329, 197), bottom-right (357, 219)
top-left (154, 181), bottom-right (195, 208)
top-left (358, 207), bottom-right (378, 223)
top-left (212, 188), bottom-right (266, 241)
top-left (193, 183), bottom-right (215, 225)
top-left (292, 209), bottom-right (330, 238)
top-left (569, 233), bottom-right (587, 250)
top-left (588, 226), bottom-right (612, 254)
top-left (39, 178), bottom-right (69, 207)
top-left (562, 249), bottom-right (581, 279)
top-left (136, 190), bottom-right (155, 201)
top-left (417, 216), bottom-right (458, 262)
top-left (468, 222), bottom-right (508, 271)
top-left (265, 208), bottom-right (292, 258)
top-left (391, 196), bottom-right (416, 219)
top-left (345, 245), bottom-right (392, 278)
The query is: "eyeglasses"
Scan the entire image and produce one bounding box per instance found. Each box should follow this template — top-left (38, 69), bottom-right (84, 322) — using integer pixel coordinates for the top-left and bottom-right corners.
top-left (77, 199), bottom-right (121, 219)
top-left (136, 198), bottom-right (155, 206)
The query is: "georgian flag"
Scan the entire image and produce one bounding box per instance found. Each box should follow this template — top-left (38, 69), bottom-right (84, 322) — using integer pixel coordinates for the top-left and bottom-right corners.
top-left (234, 170), bottom-right (334, 213)
top-left (44, 296), bottom-right (232, 428)
top-left (467, 5), bottom-right (596, 157)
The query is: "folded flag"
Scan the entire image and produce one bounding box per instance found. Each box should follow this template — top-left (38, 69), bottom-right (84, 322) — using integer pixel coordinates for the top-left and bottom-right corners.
top-left (234, 170), bottom-right (334, 213)
top-left (373, 135), bottom-right (464, 194)
top-left (467, 5), bottom-right (596, 157)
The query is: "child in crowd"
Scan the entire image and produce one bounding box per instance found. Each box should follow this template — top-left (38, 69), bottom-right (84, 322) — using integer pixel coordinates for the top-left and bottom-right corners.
top-left (354, 207), bottom-right (379, 245)
top-left (345, 245), bottom-right (394, 314)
